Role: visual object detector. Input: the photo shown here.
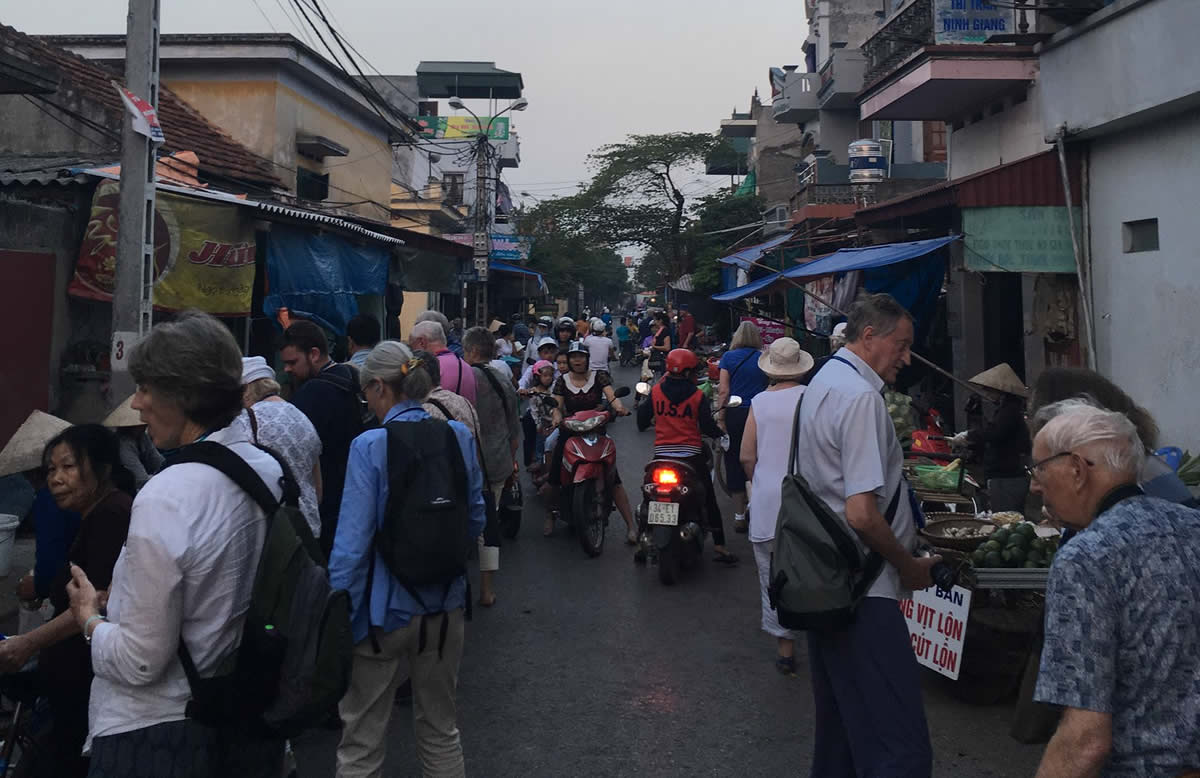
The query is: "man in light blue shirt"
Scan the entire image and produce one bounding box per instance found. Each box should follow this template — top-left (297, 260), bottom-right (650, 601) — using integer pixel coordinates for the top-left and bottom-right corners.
top-left (330, 340), bottom-right (486, 778)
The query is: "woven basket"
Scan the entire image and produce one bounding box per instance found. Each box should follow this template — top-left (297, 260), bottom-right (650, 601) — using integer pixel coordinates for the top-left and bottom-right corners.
top-left (920, 517), bottom-right (995, 553)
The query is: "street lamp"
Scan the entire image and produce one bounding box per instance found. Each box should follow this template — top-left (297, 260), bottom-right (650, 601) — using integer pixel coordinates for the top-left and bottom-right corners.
top-left (448, 95), bottom-right (529, 325)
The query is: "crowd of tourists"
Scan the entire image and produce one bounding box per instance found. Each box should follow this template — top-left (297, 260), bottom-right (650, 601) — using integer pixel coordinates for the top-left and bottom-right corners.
top-left (0, 292), bottom-right (1195, 778)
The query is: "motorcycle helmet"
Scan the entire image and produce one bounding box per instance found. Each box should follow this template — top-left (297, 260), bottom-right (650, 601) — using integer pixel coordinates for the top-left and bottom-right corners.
top-left (590, 318), bottom-right (606, 334)
top-left (536, 336), bottom-right (558, 353)
top-left (666, 348), bottom-right (699, 377)
top-left (566, 340), bottom-right (590, 358)
top-left (538, 315), bottom-right (554, 327)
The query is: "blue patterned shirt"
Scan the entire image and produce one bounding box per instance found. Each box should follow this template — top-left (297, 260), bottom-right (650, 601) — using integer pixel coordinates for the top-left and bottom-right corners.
top-left (1036, 492), bottom-right (1200, 776)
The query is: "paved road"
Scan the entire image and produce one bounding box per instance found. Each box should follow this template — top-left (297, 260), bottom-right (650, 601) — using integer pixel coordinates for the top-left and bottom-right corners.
top-left (295, 362), bottom-right (1045, 777)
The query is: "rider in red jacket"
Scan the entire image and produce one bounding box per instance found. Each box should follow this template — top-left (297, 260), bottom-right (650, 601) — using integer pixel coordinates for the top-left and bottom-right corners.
top-left (637, 349), bottom-right (738, 564)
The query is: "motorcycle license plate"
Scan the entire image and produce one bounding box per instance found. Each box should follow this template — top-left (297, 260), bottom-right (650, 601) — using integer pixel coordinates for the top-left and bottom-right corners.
top-left (647, 501), bottom-right (679, 526)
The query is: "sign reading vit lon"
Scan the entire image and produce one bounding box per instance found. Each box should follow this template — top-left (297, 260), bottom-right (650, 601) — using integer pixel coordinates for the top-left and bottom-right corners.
top-left (899, 584), bottom-right (972, 680)
top-left (935, 0), bottom-right (1012, 44)
top-left (963, 206), bottom-right (1081, 273)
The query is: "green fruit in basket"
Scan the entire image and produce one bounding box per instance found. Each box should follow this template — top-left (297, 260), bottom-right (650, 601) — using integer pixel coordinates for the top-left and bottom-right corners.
top-left (1006, 533), bottom-right (1030, 549)
top-left (1025, 552), bottom-right (1044, 567)
top-left (984, 551), bottom-right (1004, 568)
top-left (1029, 537), bottom-right (1047, 553)
top-left (983, 540), bottom-right (1002, 552)
top-left (1014, 522), bottom-right (1036, 537)
top-left (971, 549), bottom-right (988, 567)
top-left (992, 529), bottom-right (1010, 545)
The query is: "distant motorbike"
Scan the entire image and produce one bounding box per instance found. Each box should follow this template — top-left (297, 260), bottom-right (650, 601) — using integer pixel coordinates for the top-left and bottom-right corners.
top-left (633, 381), bottom-right (741, 584)
top-left (550, 386), bottom-right (631, 557)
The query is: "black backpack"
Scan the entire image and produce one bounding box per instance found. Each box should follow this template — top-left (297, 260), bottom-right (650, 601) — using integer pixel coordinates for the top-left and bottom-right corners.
top-left (313, 362), bottom-right (376, 431)
top-left (166, 442), bottom-right (353, 738)
top-left (367, 414), bottom-right (472, 650)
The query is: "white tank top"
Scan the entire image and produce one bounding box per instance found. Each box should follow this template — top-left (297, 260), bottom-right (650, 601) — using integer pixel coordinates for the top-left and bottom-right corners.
top-left (747, 384), bottom-right (806, 542)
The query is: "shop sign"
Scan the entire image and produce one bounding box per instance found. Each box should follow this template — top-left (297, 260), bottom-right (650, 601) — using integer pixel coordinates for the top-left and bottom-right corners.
top-left (963, 206), bottom-right (1081, 273)
top-left (68, 179), bottom-right (257, 315)
top-left (899, 584), bottom-right (972, 680)
top-left (740, 316), bottom-right (785, 345)
top-left (442, 232), bottom-right (532, 261)
top-left (416, 116), bottom-right (510, 141)
top-left (935, 0), bottom-right (1012, 44)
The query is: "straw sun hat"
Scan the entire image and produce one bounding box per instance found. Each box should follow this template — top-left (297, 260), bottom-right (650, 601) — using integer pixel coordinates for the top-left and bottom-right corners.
top-left (0, 410), bottom-right (72, 477)
top-left (968, 363), bottom-right (1028, 398)
top-left (757, 337), bottom-right (815, 380)
top-left (102, 394), bottom-right (145, 428)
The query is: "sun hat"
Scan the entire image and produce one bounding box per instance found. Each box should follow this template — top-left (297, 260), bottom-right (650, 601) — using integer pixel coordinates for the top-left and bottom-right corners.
top-left (0, 410), bottom-right (72, 477)
top-left (241, 356), bottom-right (275, 385)
top-left (969, 363), bottom-right (1028, 398)
top-left (537, 336), bottom-right (558, 352)
top-left (757, 337), bottom-right (815, 380)
top-left (488, 319), bottom-right (505, 333)
top-left (102, 394), bottom-right (144, 428)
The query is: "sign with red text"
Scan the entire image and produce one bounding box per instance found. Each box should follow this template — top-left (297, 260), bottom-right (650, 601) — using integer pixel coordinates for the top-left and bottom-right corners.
top-left (740, 316), bottom-right (786, 345)
top-left (113, 82), bottom-right (165, 144)
top-left (898, 584), bottom-right (972, 680)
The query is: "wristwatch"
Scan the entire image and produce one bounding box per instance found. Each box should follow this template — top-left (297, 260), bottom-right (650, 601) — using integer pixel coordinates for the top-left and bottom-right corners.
top-left (83, 614), bottom-right (106, 645)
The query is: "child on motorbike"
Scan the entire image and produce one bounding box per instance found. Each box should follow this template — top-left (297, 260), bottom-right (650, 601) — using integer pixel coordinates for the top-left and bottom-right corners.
top-left (637, 348), bottom-right (738, 565)
top-left (521, 360), bottom-right (558, 465)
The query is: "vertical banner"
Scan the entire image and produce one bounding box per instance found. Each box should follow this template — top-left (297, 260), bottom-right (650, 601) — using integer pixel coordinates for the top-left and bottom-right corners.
top-left (899, 585), bottom-right (972, 680)
top-left (69, 179), bottom-right (257, 315)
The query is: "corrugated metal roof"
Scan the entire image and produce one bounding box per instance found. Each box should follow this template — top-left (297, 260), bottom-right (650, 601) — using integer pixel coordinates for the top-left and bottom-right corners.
top-left (856, 151), bottom-right (1082, 224)
top-left (0, 153), bottom-right (105, 185)
top-left (257, 202), bottom-right (405, 247)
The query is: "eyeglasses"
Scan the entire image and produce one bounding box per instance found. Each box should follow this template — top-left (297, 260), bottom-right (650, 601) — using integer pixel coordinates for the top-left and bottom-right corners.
top-left (1025, 451), bottom-right (1095, 480)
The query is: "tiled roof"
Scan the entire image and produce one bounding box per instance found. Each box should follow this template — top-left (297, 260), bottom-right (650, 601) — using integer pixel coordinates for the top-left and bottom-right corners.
top-left (0, 25), bottom-right (280, 190)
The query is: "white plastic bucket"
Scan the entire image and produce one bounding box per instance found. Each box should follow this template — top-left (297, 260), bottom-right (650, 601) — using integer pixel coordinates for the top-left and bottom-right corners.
top-left (0, 514), bottom-right (21, 578)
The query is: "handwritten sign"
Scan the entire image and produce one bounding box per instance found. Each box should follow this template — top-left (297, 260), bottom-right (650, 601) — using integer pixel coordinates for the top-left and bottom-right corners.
top-left (899, 584), bottom-right (972, 680)
top-left (740, 316), bottom-right (785, 345)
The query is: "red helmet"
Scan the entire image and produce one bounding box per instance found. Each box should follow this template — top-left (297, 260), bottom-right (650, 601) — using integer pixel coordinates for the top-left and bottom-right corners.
top-left (665, 348), bottom-right (699, 376)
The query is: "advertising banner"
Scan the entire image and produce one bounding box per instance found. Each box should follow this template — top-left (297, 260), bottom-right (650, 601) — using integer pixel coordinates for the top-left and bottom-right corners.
top-left (69, 179), bottom-right (256, 315)
top-left (442, 232), bottom-right (532, 261)
top-left (963, 206), bottom-right (1081, 273)
top-left (899, 585), bottom-right (972, 680)
top-left (740, 316), bottom-right (785, 345)
top-left (417, 116), bottom-right (510, 141)
top-left (935, 0), bottom-right (1012, 44)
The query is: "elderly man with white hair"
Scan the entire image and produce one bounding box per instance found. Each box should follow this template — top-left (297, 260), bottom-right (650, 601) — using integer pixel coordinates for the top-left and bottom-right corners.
top-left (409, 319), bottom-right (476, 406)
top-left (1030, 399), bottom-right (1200, 778)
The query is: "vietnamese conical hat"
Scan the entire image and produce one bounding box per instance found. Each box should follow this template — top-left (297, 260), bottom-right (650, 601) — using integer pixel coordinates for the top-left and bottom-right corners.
top-left (0, 410), bottom-right (72, 477)
top-left (969, 363), bottom-right (1028, 398)
top-left (102, 395), bottom-right (143, 428)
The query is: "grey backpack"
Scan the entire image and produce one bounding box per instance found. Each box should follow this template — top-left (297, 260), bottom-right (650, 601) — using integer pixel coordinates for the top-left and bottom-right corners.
top-left (767, 396), bottom-right (900, 631)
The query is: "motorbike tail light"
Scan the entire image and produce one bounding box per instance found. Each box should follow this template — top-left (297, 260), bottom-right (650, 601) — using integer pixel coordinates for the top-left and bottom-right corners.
top-left (653, 468), bottom-right (679, 486)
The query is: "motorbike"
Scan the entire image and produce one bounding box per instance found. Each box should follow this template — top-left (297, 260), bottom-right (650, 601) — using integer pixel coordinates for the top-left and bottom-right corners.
top-left (545, 386), bottom-right (631, 557)
top-left (633, 380), bottom-right (741, 584)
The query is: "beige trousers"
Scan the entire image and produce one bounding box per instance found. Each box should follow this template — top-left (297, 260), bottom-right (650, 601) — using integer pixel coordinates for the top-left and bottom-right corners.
top-left (336, 610), bottom-right (466, 778)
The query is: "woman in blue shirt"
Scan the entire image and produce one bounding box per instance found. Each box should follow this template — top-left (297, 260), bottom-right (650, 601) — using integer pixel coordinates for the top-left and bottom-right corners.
top-left (717, 321), bottom-right (769, 533)
top-left (330, 340), bottom-right (486, 777)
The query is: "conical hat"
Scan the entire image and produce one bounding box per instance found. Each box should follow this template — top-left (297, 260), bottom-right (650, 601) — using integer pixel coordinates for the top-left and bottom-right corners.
top-left (969, 363), bottom-right (1028, 398)
top-left (0, 410), bottom-right (72, 477)
top-left (102, 395), bottom-right (142, 428)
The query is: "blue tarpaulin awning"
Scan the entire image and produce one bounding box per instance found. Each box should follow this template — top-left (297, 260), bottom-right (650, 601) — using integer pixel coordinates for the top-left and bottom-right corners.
top-left (716, 230), bottom-right (795, 270)
top-left (489, 261), bottom-right (547, 293)
top-left (711, 271), bottom-right (784, 302)
top-left (781, 236), bottom-right (959, 281)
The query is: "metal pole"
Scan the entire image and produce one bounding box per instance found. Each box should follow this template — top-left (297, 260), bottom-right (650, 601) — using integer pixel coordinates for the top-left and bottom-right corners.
top-left (473, 133), bottom-right (490, 327)
top-left (111, 0), bottom-right (159, 403)
top-left (1056, 132), bottom-right (1097, 369)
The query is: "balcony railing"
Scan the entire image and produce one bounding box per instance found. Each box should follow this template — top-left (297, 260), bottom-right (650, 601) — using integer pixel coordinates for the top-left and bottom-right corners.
top-left (862, 0), bottom-right (934, 87)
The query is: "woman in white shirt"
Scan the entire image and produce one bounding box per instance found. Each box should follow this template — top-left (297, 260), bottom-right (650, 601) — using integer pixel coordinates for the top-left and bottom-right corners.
top-left (739, 338), bottom-right (813, 677)
top-left (67, 312), bottom-right (285, 777)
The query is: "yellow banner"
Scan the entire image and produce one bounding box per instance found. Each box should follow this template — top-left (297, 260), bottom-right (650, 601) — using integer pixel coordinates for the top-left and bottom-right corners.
top-left (70, 179), bottom-right (256, 315)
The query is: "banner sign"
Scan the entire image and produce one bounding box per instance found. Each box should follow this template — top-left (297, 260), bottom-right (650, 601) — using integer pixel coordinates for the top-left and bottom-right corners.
top-left (442, 232), bottom-right (532, 261)
top-left (963, 206), bottom-right (1080, 273)
top-left (113, 82), bottom-right (165, 144)
top-left (935, 0), bottom-right (1012, 44)
top-left (69, 179), bottom-right (257, 315)
top-left (740, 316), bottom-right (785, 345)
top-left (417, 116), bottom-right (510, 141)
top-left (899, 584), bottom-right (972, 680)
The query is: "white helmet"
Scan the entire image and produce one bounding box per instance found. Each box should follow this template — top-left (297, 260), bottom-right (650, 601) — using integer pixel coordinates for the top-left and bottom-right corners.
top-left (591, 318), bottom-right (606, 333)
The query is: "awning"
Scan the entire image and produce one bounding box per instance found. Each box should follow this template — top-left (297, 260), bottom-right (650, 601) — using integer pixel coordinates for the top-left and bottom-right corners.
top-left (489, 261), bottom-right (547, 294)
top-left (711, 271), bottom-right (784, 302)
top-left (782, 236), bottom-right (959, 281)
top-left (717, 229), bottom-right (793, 269)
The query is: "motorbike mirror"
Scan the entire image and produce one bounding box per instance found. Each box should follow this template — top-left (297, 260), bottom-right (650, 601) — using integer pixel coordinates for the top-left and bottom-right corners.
top-left (726, 395), bottom-right (743, 409)
top-left (635, 381), bottom-right (650, 396)
top-left (613, 386), bottom-right (631, 399)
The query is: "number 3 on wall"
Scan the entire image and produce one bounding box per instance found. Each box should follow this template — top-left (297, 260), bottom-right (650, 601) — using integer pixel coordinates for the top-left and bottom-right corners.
top-left (111, 331), bottom-right (137, 371)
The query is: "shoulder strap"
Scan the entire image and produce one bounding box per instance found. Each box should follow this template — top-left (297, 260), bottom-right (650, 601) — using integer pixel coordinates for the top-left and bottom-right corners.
top-left (729, 348), bottom-right (756, 381)
top-left (168, 441), bottom-right (285, 514)
top-left (787, 392), bottom-right (805, 477)
top-left (454, 357), bottom-right (464, 393)
top-left (476, 365), bottom-right (516, 427)
top-left (245, 406), bottom-right (259, 443)
top-left (426, 397), bottom-right (454, 421)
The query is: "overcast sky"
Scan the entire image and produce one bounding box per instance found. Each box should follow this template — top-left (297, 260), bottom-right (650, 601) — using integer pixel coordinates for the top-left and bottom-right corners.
top-left (7, 0), bottom-right (807, 205)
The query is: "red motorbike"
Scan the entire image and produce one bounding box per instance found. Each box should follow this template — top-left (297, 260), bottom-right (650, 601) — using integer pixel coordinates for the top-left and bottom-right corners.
top-left (555, 386), bottom-right (631, 557)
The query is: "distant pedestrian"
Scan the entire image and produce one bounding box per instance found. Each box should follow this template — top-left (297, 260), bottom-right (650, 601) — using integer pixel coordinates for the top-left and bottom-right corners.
top-left (463, 326), bottom-right (520, 607)
top-left (414, 350), bottom-right (481, 441)
top-left (280, 319), bottom-right (364, 553)
top-left (409, 320), bottom-right (477, 406)
top-left (676, 303), bottom-right (697, 349)
top-left (738, 338), bottom-right (811, 675)
top-left (795, 293), bottom-right (937, 776)
top-left (718, 320), bottom-right (769, 533)
top-left (1030, 399), bottom-right (1200, 777)
top-left (494, 323), bottom-right (515, 358)
top-left (582, 319), bottom-right (614, 376)
top-left (615, 317), bottom-right (633, 365)
top-left (330, 341), bottom-right (485, 778)
top-left (415, 310), bottom-right (464, 358)
top-left (240, 356), bottom-right (323, 538)
top-left (346, 313), bottom-right (381, 368)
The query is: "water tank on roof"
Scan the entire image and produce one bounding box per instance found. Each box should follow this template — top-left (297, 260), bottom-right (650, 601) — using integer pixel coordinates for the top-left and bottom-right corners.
top-left (849, 139), bottom-right (888, 183)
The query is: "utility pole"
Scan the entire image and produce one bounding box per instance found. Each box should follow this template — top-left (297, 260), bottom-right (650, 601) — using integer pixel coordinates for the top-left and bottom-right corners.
top-left (110, 0), bottom-right (160, 403)
top-left (471, 133), bottom-right (491, 327)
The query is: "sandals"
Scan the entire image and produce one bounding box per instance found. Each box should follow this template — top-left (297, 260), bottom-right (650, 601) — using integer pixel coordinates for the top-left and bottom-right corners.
top-left (713, 550), bottom-right (739, 565)
top-left (775, 656), bottom-right (797, 677)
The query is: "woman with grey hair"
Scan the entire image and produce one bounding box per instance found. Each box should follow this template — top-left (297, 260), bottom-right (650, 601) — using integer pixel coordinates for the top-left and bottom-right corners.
top-left (66, 311), bottom-right (287, 776)
top-left (329, 340), bottom-right (486, 777)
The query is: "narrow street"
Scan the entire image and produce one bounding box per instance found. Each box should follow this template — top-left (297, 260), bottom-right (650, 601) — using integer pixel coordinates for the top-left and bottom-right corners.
top-left (294, 361), bottom-right (1045, 777)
